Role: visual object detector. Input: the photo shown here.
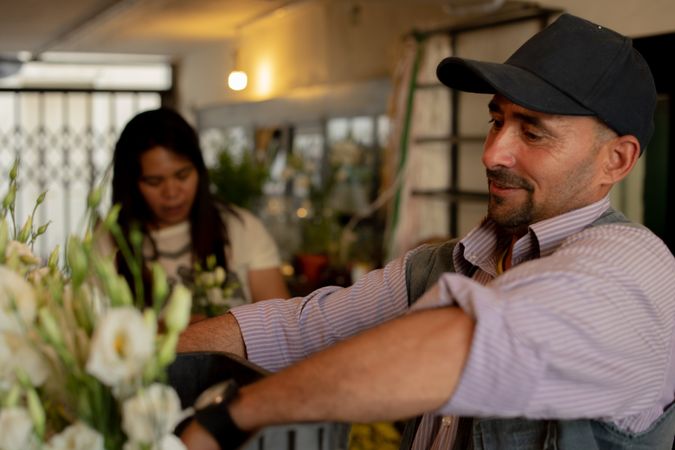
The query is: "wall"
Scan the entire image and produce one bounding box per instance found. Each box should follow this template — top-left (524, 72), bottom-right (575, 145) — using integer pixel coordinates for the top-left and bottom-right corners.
top-left (180, 0), bottom-right (675, 115)
top-left (178, 0), bottom-right (452, 113)
top-left (179, 0), bottom-right (675, 240)
top-left (537, 0), bottom-right (675, 37)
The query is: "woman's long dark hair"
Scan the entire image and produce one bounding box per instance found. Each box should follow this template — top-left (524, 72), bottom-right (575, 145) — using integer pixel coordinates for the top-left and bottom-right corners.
top-left (111, 107), bottom-right (234, 299)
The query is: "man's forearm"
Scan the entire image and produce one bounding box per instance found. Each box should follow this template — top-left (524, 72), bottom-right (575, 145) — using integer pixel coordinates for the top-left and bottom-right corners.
top-left (177, 313), bottom-right (246, 358)
top-left (231, 306), bottom-right (474, 429)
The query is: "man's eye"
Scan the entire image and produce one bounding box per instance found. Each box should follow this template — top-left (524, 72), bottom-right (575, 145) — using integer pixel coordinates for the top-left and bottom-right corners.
top-left (488, 118), bottom-right (503, 130)
top-left (523, 130), bottom-right (541, 142)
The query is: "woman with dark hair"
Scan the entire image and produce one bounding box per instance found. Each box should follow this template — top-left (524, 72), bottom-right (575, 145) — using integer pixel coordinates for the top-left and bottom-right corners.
top-left (97, 107), bottom-right (289, 309)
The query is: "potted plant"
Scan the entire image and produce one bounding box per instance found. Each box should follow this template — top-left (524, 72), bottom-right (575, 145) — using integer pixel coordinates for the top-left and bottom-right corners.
top-left (209, 149), bottom-right (268, 209)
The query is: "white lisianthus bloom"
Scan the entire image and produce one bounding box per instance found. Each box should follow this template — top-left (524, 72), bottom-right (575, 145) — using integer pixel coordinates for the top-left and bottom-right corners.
top-left (86, 307), bottom-right (154, 387)
top-left (0, 332), bottom-right (49, 387)
top-left (122, 383), bottom-right (183, 444)
top-left (0, 407), bottom-right (37, 450)
top-left (45, 422), bottom-right (105, 450)
top-left (0, 266), bottom-right (37, 333)
top-left (123, 434), bottom-right (186, 450)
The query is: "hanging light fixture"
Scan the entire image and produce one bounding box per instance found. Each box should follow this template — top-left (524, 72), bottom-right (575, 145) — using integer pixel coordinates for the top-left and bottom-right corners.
top-left (227, 46), bottom-right (247, 91)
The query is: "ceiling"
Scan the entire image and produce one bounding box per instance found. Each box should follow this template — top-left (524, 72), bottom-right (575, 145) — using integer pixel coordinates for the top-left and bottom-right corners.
top-left (0, 0), bottom-right (310, 58)
top-left (0, 0), bottom-right (506, 60)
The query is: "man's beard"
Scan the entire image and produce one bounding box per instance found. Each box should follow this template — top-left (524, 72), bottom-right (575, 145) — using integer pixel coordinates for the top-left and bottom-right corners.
top-left (486, 168), bottom-right (535, 234)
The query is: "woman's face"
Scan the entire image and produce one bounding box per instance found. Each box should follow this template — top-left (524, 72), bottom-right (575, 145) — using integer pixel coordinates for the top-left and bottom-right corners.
top-left (137, 146), bottom-right (199, 229)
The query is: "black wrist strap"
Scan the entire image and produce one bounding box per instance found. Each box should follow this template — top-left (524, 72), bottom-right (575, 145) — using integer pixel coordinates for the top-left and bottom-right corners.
top-left (194, 384), bottom-right (251, 450)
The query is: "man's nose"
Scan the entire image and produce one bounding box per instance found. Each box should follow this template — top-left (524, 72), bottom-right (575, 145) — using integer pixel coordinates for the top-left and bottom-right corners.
top-left (482, 129), bottom-right (517, 170)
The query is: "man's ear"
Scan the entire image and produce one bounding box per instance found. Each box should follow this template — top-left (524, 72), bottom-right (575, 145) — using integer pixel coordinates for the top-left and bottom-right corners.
top-left (602, 135), bottom-right (640, 184)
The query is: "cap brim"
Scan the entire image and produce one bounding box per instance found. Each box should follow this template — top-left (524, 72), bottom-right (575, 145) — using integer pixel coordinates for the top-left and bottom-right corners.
top-left (436, 56), bottom-right (594, 116)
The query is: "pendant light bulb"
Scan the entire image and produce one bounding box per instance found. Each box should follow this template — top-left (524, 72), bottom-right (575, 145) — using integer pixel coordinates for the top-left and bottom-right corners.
top-left (228, 70), bottom-right (248, 91)
top-left (228, 43), bottom-right (247, 91)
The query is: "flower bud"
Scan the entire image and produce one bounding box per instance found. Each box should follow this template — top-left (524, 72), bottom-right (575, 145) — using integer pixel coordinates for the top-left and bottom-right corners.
top-left (129, 227), bottom-right (143, 250)
top-left (67, 237), bottom-right (88, 287)
top-left (103, 204), bottom-right (121, 229)
top-left (0, 217), bottom-right (8, 260)
top-left (26, 388), bottom-right (45, 438)
top-left (206, 254), bottom-right (217, 270)
top-left (110, 275), bottom-right (133, 306)
top-left (38, 308), bottom-right (63, 346)
top-left (3, 385), bottom-right (21, 408)
top-left (35, 221), bottom-right (50, 238)
top-left (2, 183), bottom-right (16, 211)
top-left (9, 159), bottom-right (19, 181)
top-left (17, 216), bottom-right (32, 243)
top-left (157, 332), bottom-right (179, 367)
top-left (87, 186), bottom-right (103, 209)
top-left (143, 308), bottom-right (158, 336)
top-left (199, 271), bottom-right (215, 287)
top-left (47, 245), bottom-right (60, 270)
top-left (164, 284), bottom-right (191, 333)
top-left (151, 263), bottom-right (169, 307)
top-left (213, 266), bottom-right (226, 285)
top-left (35, 191), bottom-right (47, 206)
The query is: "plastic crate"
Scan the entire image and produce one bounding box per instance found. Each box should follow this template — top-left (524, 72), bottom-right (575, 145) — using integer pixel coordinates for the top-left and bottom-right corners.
top-left (168, 352), bottom-right (350, 450)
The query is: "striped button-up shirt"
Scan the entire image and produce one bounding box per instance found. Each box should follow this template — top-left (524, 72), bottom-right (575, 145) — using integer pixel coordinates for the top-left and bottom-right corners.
top-left (232, 197), bottom-right (675, 438)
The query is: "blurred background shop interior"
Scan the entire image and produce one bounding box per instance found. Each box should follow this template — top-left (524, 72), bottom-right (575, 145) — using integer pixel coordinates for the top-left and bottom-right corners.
top-left (1, 0), bottom-right (674, 295)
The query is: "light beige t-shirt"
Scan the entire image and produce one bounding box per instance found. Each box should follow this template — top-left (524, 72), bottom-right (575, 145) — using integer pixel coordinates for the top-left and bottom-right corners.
top-left (96, 205), bottom-right (282, 303)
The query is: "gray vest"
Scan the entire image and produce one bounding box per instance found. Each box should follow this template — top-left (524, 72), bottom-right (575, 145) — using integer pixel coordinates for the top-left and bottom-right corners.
top-left (401, 208), bottom-right (675, 450)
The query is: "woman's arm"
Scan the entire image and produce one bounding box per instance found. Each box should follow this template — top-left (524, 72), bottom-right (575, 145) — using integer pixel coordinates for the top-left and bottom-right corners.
top-left (247, 267), bottom-right (290, 302)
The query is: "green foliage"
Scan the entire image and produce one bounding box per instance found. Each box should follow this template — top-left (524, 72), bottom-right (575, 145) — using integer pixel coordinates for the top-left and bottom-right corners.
top-left (209, 150), bottom-right (268, 209)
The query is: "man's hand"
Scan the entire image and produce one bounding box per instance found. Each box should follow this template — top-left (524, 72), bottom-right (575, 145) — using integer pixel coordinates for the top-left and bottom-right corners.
top-left (180, 420), bottom-right (220, 450)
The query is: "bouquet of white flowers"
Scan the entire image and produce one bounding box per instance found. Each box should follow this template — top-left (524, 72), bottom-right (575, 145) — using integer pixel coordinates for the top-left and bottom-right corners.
top-left (0, 160), bottom-right (192, 450)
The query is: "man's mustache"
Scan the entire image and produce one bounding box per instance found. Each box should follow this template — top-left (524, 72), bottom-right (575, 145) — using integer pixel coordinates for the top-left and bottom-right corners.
top-left (486, 169), bottom-right (534, 192)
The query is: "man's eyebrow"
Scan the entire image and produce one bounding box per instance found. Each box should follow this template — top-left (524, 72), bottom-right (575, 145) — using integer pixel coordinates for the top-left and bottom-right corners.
top-left (488, 99), bottom-right (556, 136)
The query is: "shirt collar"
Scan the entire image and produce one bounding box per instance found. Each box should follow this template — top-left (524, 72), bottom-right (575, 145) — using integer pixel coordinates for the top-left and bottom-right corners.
top-left (454, 196), bottom-right (612, 274)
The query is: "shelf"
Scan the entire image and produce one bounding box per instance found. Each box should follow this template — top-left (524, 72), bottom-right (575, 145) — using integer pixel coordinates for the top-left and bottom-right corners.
top-left (411, 188), bottom-right (489, 202)
top-left (414, 82), bottom-right (444, 90)
top-left (414, 135), bottom-right (485, 145)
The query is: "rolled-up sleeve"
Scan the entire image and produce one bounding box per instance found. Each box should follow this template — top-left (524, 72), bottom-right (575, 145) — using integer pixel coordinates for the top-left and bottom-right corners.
top-left (413, 226), bottom-right (675, 428)
top-left (231, 252), bottom-right (412, 372)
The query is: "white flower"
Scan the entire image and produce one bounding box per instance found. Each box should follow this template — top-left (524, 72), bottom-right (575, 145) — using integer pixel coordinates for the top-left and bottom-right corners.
top-left (45, 422), bottom-right (105, 450)
top-left (0, 407), bottom-right (37, 450)
top-left (123, 434), bottom-right (186, 450)
top-left (86, 307), bottom-right (155, 387)
top-left (122, 383), bottom-right (183, 444)
top-left (0, 332), bottom-right (50, 388)
top-left (0, 266), bottom-right (37, 333)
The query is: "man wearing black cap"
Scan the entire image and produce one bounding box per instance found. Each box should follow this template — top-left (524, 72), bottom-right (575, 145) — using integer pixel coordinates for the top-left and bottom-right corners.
top-left (180, 14), bottom-right (675, 450)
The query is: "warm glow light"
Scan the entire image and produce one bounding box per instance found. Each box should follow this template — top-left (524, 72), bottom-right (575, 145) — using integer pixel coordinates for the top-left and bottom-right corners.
top-left (296, 207), bottom-right (308, 218)
top-left (228, 70), bottom-right (247, 91)
top-left (255, 59), bottom-right (273, 97)
top-left (281, 263), bottom-right (294, 277)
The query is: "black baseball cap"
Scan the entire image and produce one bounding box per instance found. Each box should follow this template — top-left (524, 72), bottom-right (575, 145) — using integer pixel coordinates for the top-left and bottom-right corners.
top-left (436, 14), bottom-right (656, 152)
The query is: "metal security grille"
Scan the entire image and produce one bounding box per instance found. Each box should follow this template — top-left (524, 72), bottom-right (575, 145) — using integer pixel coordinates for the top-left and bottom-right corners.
top-left (0, 89), bottom-right (164, 258)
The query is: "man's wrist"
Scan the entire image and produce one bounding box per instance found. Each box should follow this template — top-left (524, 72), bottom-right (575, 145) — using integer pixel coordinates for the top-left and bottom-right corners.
top-left (193, 380), bottom-right (251, 450)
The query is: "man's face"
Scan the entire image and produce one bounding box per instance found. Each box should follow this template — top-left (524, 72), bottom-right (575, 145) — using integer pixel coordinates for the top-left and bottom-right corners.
top-left (483, 95), bottom-right (609, 236)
